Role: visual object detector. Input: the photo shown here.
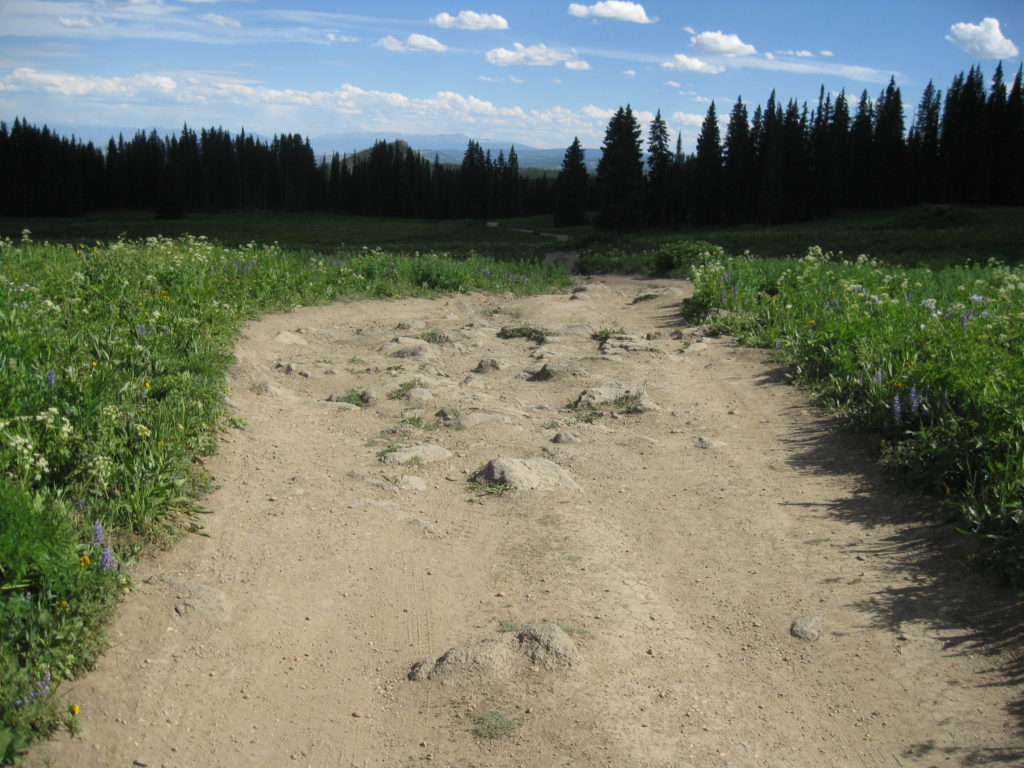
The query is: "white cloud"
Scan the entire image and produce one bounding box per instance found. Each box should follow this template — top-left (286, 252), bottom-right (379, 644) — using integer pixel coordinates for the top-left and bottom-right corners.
top-left (430, 11), bottom-right (508, 30)
top-left (693, 95), bottom-right (711, 103)
top-left (672, 111), bottom-right (705, 127)
top-left (509, 75), bottom-right (524, 83)
top-left (326, 33), bottom-right (358, 43)
top-left (623, 69), bottom-right (636, 77)
top-left (485, 42), bottom-right (588, 69)
top-left (682, 25), bottom-right (695, 35)
top-left (820, 50), bottom-right (834, 57)
top-left (946, 18), bottom-right (1018, 59)
top-left (57, 17), bottom-right (98, 29)
top-left (582, 104), bottom-right (614, 120)
top-left (200, 13), bottom-right (241, 29)
top-left (568, 1), bottom-right (654, 24)
top-left (661, 54), bottom-right (724, 74)
top-left (376, 34), bottom-right (448, 52)
top-left (664, 80), bottom-right (681, 88)
top-left (690, 30), bottom-right (756, 57)
top-left (774, 49), bottom-right (813, 57)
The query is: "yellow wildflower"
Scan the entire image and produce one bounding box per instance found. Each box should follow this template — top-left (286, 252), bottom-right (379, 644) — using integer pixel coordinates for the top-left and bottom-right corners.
top-left (79, 555), bottom-right (91, 567)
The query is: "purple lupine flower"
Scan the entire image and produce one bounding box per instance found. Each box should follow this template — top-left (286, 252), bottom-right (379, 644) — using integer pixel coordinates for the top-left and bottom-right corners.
top-left (960, 313), bottom-right (970, 329)
top-left (969, 294), bottom-right (983, 303)
top-left (47, 370), bottom-right (56, 388)
top-left (137, 324), bottom-right (147, 338)
top-left (892, 394), bottom-right (903, 425)
top-left (93, 519), bottom-right (105, 545)
top-left (101, 544), bottom-right (116, 571)
top-left (872, 369), bottom-right (884, 385)
top-left (909, 386), bottom-right (921, 416)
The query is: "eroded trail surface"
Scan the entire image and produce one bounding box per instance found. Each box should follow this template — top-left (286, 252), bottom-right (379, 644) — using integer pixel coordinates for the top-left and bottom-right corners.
top-left (33, 276), bottom-right (1024, 768)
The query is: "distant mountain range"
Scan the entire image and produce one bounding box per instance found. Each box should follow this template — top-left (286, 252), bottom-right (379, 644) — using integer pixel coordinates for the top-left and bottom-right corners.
top-left (35, 123), bottom-right (600, 171)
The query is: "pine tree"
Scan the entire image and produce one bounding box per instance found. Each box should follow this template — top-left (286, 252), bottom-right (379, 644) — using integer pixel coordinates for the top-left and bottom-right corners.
top-left (847, 90), bottom-right (875, 207)
top-left (645, 109), bottom-right (672, 226)
top-left (907, 80), bottom-right (941, 203)
top-left (595, 105), bottom-right (644, 230)
top-left (692, 101), bottom-right (723, 225)
top-left (553, 137), bottom-right (588, 226)
top-left (723, 97), bottom-right (754, 223)
top-left (1005, 66), bottom-right (1024, 204)
top-left (873, 77), bottom-right (906, 207)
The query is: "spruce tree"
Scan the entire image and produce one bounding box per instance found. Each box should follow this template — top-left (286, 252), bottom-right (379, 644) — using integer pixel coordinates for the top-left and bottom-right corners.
top-left (595, 105), bottom-right (644, 230)
top-left (645, 109), bottom-right (672, 226)
top-left (554, 137), bottom-right (589, 226)
top-left (723, 97), bottom-right (754, 223)
top-left (692, 101), bottom-right (723, 225)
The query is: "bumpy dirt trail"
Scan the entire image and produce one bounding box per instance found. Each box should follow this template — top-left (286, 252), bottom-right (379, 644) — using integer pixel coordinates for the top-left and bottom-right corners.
top-left (31, 276), bottom-right (1024, 768)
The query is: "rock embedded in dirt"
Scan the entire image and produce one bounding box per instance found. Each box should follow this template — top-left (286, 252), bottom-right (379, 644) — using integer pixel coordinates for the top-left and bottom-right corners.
top-left (476, 457), bottom-right (579, 491)
top-left (527, 362), bottom-right (585, 381)
top-left (552, 432), bottom-right (580, 444)
top-left (382, 445), bottom-right (452, 465)
top-left (403, 388), bottom-right (434, 403)
top-left (790, 615), bottom-right (822, 642)
top-left (600, 335), bottom-right (659, 354)
top-left (695, 436), bottom-right (727, 450)
top-left (573, 382), bottom-right (645, 409)
top-left (382, 337), bottom-right (436, 360)
top-left (408, 623), bottom-right (580, 682)
top-left (473, 358), bottom-right (511, 373)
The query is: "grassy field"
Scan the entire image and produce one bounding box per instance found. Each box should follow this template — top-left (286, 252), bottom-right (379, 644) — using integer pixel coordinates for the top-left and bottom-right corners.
top-left (0, 230), bottom-right (569, 764)
top-left (575, 205), bottom-right (1024, 270)
top-left (0, 211), bottom-right (575, 264)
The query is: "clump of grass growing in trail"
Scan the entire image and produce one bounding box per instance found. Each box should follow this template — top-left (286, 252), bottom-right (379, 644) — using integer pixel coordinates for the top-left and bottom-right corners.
top-left (471, 710), bottom-right (520, 739)
top-left (498, 326), bottom-right (553, 343)
top-left (576, 238), bottom-right (725, 276)
top-left (387, 379), bottom-right (428, 400)
top-left (591, 327), bottom-right (625, 343)
top-left (0, 232), bottom-right (568, 762)
top-left (691, 245), bottom-right (1024, 586)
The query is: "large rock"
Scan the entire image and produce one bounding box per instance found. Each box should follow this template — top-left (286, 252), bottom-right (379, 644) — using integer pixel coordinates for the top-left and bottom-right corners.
top-left (408, 624), bottom-right (580, 681)
top-left (476, 457), bottom-right (578, 491)
top-left (381, 337), bottom-right (436, 360)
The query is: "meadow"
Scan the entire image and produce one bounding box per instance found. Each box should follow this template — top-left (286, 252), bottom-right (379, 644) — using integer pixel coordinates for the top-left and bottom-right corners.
top-left (0, 228), bottom-right (570, 763)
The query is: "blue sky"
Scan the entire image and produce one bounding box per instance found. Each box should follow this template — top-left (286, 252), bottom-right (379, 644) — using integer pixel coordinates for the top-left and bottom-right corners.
top-left (1, 1), bottom-right (1021, 151)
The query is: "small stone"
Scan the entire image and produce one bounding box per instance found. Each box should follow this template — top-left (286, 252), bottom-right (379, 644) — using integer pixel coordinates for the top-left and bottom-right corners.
top-left (790, 615), bottom-right (822, 642)
top-left (133, 760), bottom-right (149, 767)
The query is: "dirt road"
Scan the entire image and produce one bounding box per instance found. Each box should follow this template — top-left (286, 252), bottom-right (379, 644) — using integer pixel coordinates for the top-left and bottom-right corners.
top-left (31, 276), bottom-right (1024, 767)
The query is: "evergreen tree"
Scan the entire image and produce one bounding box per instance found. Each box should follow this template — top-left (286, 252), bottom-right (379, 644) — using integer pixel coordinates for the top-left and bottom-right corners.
top-left (873, 77), bottom-right (906, 207)
top-left (847, 90), bottom-right (875, 207)
top-left (1005, 66), bottom-right (1024, 204)
top-left (692, 101), bottom-right (723, 225)
top-left (645, 109), bottom-right (672, 226)
top-left (907, 80), bottom-right (941, 202)
top-left (595, 105), bottom-right (644, 230)
top-left (553, 137), bottom-right (588, 226)
top-left (723, 97), bottom-right (755, 223)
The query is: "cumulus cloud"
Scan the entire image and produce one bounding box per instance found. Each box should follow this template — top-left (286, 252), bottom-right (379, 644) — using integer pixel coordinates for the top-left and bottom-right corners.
top-left (430, 11), bottom-right (508, 30)
top-left (485, 42), bottom-right (588, 69)
top-left (582, 104), bottom-right (614, 120)
top-left (661, 54), bottom-right (724, 74)
top-left (672, 111), bottom-right (705, 127)
top-left (946, 18), bottom-right (1018, 59)
top-left (690, 30), bottom-right (756, 56)
top-left (200, 13), bottom-right (241, 28)
top-left (568, 1), bottom-right (654, 24)
top-left (376, 33), bottom-right (448, 52)
top-left (623, 69), bottom-right (636, 77)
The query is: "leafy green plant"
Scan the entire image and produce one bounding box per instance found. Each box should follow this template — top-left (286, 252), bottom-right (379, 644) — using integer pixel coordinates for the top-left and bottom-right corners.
top-left (387, 379), bottom-right (428, 400)
top-left (336, 388), bottom-right (367, 406)
top-left (471, 710), bottom-right (521, 739)
top-left (591, 327), bottom-right (625, 343)
top-left (498, 326), bottom-right (552, 344)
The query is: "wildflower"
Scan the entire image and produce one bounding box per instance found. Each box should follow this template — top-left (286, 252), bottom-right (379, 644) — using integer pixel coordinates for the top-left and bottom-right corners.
top-left (909, 386), bottom-right (921, 416)
top-left (969, 294), bottom-right (984, 303)
top-left (101, 545), bottom-right (116, 571)
top-left (47, 370), bottom-right (56, 388)
top-left (960, 313), bottom-right (971, 329)
top-left (872, 369), bottom-right (884, 385)
top-left (93, 519), bottom-right (105, 545)
top-left (71, 704), bottom-right (81, 716)
top-left (892, 394), bottom-right (903, 425)
top-left (79, 555), bottom-right (91, 567)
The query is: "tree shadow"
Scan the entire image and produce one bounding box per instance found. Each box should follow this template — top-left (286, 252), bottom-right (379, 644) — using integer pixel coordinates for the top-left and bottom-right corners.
top-left (754, 364), bottom-right (1024, 764)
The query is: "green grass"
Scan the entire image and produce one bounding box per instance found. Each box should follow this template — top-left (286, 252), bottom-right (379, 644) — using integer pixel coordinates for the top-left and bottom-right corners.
top-left (0, 230), bottom-right (569, 763)
top-left (689, 245), bottom-right (1024, 586)
top-left (387, 379), bottom-right (428, 400)
top-left (497, 326), bottom-right (553, 344)
top-left (471, 710), bottom-right (521, 739)
top-left (0, 211), bottom-right (567, 264)
top-left (591, 327), bottom-right (625, 343)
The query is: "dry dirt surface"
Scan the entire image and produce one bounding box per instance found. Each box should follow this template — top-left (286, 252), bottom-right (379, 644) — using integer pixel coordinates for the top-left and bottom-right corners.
top-left (31, 275), bottom-right (1024, 768)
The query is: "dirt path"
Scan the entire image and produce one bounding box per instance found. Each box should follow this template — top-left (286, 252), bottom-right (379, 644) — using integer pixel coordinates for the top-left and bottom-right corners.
top-left (31, 276), bottom-right (1024, 768)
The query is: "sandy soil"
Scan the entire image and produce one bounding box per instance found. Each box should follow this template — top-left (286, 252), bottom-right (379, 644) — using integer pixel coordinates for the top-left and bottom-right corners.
top-left (30, 275), bottom-right (1024, 768)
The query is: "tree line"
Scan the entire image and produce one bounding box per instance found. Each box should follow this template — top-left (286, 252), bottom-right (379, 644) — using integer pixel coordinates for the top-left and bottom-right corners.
top-left (0, 124), bottom-right (551, 219)
top-left (1, 64), bottom-right (1020, 227)
top-left (574, 63), bottom-right (1024, 231)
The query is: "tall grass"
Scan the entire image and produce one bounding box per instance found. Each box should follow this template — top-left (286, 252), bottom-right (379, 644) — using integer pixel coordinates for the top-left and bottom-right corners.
top-left (0, 231), bottom-right (569, 763)
top-left (689, 246), bottom-right (1024, 585)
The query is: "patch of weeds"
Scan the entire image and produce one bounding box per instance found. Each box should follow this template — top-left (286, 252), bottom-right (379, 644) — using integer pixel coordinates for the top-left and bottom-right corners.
top-left (498, 619), bottom-right (528, 633)
top-left (631, 293), bottom-right (659, 304)
top-left (557, 622), bottom-right (591, 638)
top-left (566, 554), bottom-right (582, 563)
top-left (385, 364), bottom-right (404, 373)
top-left (337, 388), bottom-right (367, 406)
top-left (400, 415), bottom-right (440, 431)
top-left (591, 327), bottom-right (625, 343)
top-left (347, 356), bottom-right (365, 364)
top-left (468, 472), bottom-right (514, 497)
top-left (376, 442), bottom-right (406, 461)
top-left (388, 378), bottom-right (428, 400)
top-left (612, 393), bottom-right (644, 415)
top-left (541, 419), bottom-right (562, 430)
top-left (498, 326), bottom-right (552, 344)
top-left (471, 710), bottom-right (521, 740)
top-left (249, 379), bottom-right (269, 395)
top-left (225, 414), bottom-right (248, 429)
top-left (417, 328), bottom-right (446, 344)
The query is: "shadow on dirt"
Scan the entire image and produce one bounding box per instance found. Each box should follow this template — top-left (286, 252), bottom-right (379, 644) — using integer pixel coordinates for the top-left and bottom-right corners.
top-left (753, 364), bottom-right (1024, 764)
